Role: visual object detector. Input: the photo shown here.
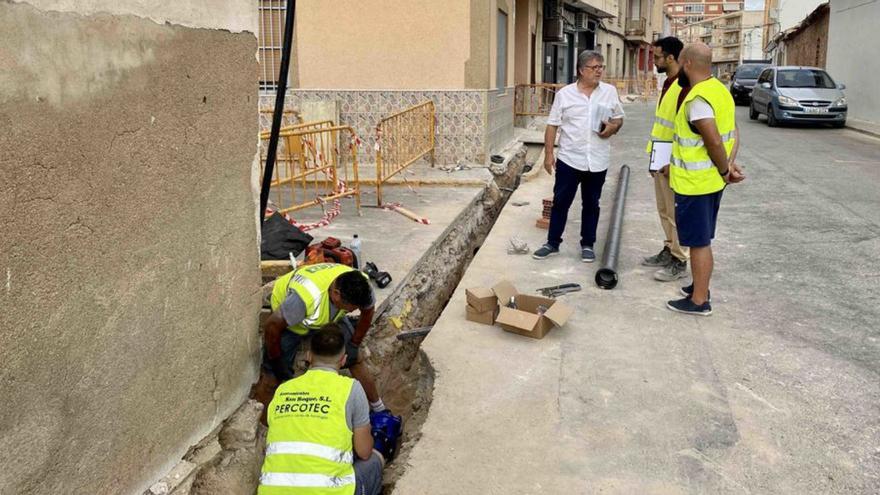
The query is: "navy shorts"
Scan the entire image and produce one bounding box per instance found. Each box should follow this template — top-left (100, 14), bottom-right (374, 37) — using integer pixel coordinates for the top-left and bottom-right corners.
top-left (674, 189), bottom-right (724, 248)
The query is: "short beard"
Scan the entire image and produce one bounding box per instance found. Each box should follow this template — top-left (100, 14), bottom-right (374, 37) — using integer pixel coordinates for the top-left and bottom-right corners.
top-left (656, 66), bottom-right (667, 74)
top-left (678, 71), bottom-right (691, 88)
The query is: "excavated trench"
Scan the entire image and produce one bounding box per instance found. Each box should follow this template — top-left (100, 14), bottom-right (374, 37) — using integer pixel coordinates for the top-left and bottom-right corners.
top-left (169, 147), bottom-right (528, 495)
top-left (367, 147), bottom-right (527, 491)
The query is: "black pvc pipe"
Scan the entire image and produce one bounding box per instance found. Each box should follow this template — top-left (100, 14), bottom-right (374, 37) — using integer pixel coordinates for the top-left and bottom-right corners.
top-left (259, 0), bottom-right (297, 224)
top-left (595, 165), bottom-right (630, 290)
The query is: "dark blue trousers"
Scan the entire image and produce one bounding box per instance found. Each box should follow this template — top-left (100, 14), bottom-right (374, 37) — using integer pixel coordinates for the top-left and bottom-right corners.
top-left (547, 159), bottom-right (607, 249)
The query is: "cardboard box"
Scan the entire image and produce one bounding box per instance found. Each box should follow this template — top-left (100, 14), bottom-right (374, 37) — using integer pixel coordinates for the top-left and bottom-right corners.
top-left (465, 304), bottom-right (497, 325)
top-left (493, 281), bottom-right (573, 339)
top-left (465, 287), bottom-right (498, 313)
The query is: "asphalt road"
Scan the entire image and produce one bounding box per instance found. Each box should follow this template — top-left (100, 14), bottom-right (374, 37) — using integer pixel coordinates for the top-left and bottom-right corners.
top-left (606, 104), bottom-right (880, 493)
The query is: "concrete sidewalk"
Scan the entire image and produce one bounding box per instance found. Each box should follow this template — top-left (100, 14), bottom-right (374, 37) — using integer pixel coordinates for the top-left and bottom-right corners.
top-left (393, 103), bottom-right (880, 494)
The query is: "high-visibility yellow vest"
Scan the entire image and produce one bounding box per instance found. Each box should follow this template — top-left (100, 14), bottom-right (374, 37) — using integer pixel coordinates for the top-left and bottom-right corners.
top-left (259, 369), bottom-right (356, 495)
top-left (670, 77), bottom-right (736, 196)
top-left (645, 77), bottom-right (683, 153)
top-left (271, 263), bottom-right (354, 335)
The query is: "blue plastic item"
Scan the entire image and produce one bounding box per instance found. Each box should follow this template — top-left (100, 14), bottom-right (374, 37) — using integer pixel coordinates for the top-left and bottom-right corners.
top-left (369, 410), bottom-right (403, 461)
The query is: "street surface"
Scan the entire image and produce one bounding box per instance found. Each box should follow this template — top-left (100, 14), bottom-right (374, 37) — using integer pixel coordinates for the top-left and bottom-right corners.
top-left (393, 102), bottom-right (880, 494)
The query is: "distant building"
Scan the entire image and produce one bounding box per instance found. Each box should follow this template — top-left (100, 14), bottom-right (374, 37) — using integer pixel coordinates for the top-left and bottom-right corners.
top-left (664, 0), bottom-right (746, 35)
top-left (678, 8), bottom-right (764, 76)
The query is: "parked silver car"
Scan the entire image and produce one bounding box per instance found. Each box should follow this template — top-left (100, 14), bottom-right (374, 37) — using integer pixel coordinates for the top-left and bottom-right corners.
top-left (749, 66), bottom-right (847, 127)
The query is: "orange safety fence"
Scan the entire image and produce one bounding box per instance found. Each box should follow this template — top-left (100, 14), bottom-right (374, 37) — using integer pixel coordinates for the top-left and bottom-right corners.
top-left (514, 83), bottom-right (565, 117)
top-left (259, 122), bottom-right (361, 219)
top-left (374, 100), bottom-right (435, 206)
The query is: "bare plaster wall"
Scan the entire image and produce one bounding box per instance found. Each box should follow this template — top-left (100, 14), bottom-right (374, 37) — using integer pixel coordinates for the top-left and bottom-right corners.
top-left (0, 2), bottom-right (261, 494)
top-left (294, 0), bottom-right (470, 90)
top-left (827, 0), bottom-right (880, 125)
top-left (11, 0), bottom-right (258, 33)
top-left (465, 0), bottom-right (491, 88)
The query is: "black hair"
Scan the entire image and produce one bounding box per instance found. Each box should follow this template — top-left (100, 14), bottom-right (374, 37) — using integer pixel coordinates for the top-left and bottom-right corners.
top-left (653, 37), bottom-right (684, 61)
top-left (336, 271), bottom-right (372, 308)
top-left (311, 324), bottom-right (346, 357)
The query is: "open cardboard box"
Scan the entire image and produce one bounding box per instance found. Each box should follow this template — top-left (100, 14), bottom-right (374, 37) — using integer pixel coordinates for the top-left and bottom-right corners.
top-left (493, 280), bottom-right (573, 339)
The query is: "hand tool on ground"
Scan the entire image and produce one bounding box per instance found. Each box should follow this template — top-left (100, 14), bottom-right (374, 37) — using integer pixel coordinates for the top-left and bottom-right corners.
top-left (364, 262), bottom-right (392, 288)
top-left (536, 283), bottom-right (582, 298)
top-left (395, 326), bottom-right (433, 341)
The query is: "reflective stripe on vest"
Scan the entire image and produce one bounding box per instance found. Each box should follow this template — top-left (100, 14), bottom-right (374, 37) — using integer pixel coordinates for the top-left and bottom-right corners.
top-left (669, 77), bottom-right (736, 195)
top-left (259, 472), bottom-right (356, 489)
top-left (291, 274), bottom-right (324, 327)
top-left (671, 155), bottom-right (713, 170)
top-left (259, 369), bottom-right (356, 495)
top-left (265, 441), bottom-right (354, 465)
top-left (655, 115), bottom-right (675, 129)
top-left (645, 80), bottom-right (684, 153)
top-left (673, 129), bottom-right (736, 148)
top-left (270, 263), bottom-right (354, 335)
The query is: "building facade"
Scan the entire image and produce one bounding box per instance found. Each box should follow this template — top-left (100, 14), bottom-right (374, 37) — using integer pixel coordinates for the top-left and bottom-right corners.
top-left (542, 0), bottom-right (613, 82)
top-left (259, 0), bottom-right (545, 167)
top-left (765, 3), bottom-right (828, 66)
top-left (259, 0), bottom-right (667, 165)
top-left (763, 0), bottom-right (825, 52)
top-left (679, 9), bottom-right (764, 76)
top-left (260, 0), bottom-right (545, 164)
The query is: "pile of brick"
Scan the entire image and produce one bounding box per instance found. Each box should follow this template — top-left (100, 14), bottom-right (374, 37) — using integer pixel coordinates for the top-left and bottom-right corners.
top-left (536, 197), bottom-right (552, 229)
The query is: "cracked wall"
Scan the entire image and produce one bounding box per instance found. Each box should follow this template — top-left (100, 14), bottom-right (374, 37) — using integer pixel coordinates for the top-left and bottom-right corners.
top-left (0, 2), bottom-right (261, 494)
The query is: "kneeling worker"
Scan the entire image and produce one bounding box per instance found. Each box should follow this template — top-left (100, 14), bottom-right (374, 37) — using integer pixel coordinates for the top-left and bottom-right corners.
top-left (262, 262), bottom-right (387, 412)
top-left (259, 325), bottom-right (384, 495)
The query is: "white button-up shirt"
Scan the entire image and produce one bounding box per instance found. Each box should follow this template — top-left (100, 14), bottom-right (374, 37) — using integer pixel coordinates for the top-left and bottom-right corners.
top-left (547, 81), bottom-right (625, 172)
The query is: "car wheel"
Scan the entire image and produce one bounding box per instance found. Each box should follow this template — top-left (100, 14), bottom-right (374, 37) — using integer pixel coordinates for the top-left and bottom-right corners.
top-left (833, 121), bottom-right (846, 128)
top-left (767, 104), bottom-right (779, 127)
top-left (749, 103), bottom-right (759, 120)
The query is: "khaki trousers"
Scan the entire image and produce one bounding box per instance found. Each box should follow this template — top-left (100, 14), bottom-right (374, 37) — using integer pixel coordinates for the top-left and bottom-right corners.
top-left (654, 172), bottom-right (689, 262)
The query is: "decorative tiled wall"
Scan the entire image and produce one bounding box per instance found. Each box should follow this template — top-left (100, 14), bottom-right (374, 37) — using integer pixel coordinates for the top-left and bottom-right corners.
top-left (260, 89), bottom-right (516, 165)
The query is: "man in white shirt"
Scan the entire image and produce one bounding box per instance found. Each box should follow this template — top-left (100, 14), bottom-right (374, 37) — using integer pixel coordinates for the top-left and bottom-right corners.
top-left (533, 50), bottom-right (625, 262)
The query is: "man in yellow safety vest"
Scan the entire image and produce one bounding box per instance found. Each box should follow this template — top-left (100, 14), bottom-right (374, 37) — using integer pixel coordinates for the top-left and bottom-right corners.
top-left (663, 43), bottom-right (745, 316)
top-left (259, 324), bottom-right (384, 495)
top-left (262, 263), bottom-right (386, 413)
top-left (643, 36), bottom-right (691, 283)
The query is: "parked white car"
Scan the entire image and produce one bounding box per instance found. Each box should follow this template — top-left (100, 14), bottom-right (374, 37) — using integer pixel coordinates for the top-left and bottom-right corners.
top-left (749, 66), bottom-right (847, 128)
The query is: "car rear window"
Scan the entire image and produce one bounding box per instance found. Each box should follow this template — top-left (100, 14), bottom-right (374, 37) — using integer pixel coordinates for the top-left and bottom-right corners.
top-left (736, 65), bottom-right (767, 78)
top-left (776, 69), bottom-right (836, 88)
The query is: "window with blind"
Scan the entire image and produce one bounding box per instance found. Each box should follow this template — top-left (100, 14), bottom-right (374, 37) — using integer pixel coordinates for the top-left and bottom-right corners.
top-left (258, 0), bottom-right (288, 92)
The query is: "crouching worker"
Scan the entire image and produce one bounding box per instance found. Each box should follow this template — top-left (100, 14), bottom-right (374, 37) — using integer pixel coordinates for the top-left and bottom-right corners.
top-left (259, 325), bottom-right (385, 495)
top-left (262, 262), bottom-right (387, 413)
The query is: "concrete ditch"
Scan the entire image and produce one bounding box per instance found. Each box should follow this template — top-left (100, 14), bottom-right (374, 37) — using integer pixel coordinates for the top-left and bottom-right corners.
top-left (145, 144), bottom-right (529, 495)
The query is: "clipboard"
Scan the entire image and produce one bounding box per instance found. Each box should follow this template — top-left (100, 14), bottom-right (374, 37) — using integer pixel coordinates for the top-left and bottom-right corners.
top-left (649, 140), bottom-right (672, 172)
